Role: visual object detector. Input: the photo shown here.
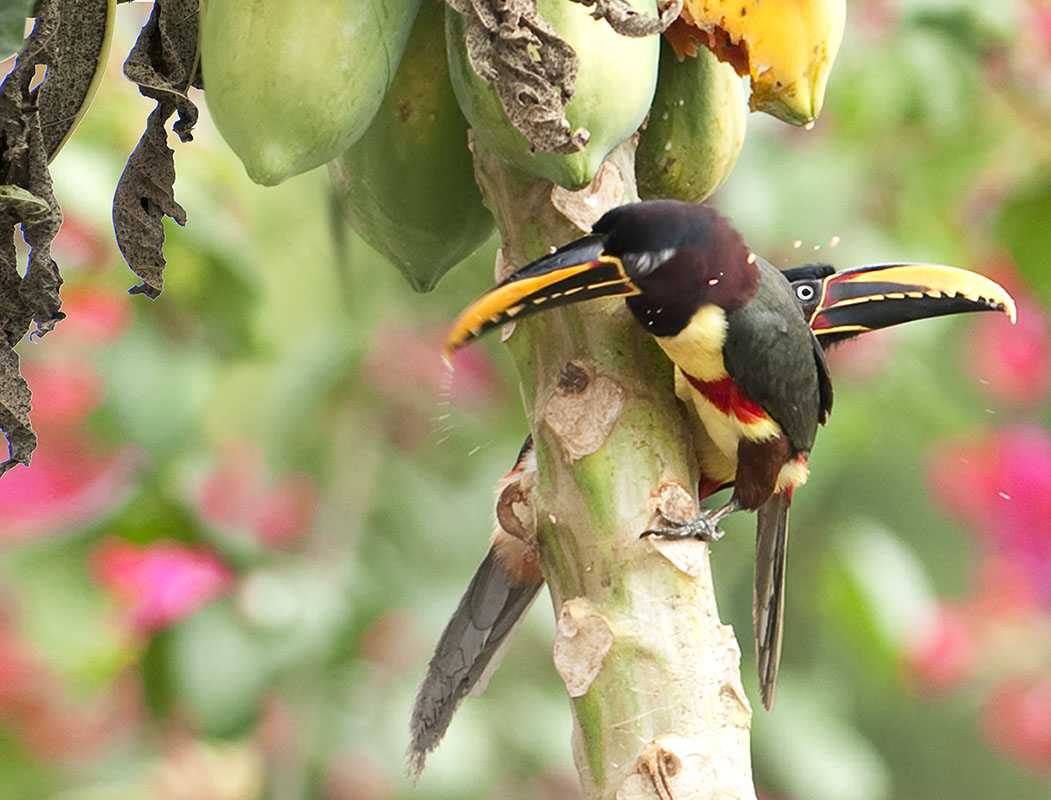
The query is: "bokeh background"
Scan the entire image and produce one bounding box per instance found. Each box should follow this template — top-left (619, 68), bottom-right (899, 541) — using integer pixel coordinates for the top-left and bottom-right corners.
top-left (2, 1), bottom-right (1050, 798)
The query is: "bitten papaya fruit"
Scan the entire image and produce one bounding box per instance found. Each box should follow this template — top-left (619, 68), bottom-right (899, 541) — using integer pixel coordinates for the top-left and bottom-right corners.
top-left (637, 39), bottom-right (746, 204)
top-left (202, 0), bottom-right (420, 186)
top-left (445, 0), bottom-right (659, 190)
top-left (330, 0), bottom-right (494, 291)
top-left (670, 0), bottom-right (845, 125)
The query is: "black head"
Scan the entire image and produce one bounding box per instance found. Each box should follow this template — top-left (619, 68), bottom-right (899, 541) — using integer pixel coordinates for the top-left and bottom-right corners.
top-left (594, 201), bottom-right (757, 337)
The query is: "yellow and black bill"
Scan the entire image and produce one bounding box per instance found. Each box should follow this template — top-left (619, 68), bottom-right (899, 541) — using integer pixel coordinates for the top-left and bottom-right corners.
top-left (444, 235), bottom-right (639, 359)
top-left (789, 262), bottom-right (1017, 344)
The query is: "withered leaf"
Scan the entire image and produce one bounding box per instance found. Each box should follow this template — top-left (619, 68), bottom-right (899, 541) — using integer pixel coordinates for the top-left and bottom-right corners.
top-left (113, 0), bottom-right (200, 298)
top-left (122, 0), bottom-right (201, 142)
top-left (113, 104), bottom-right (186, 299)
top-left (0, 348), bottom-right (34, 476)
top-left (0, 185), bottom-right (50, 223)
top-left (447, 0), bottom-right (584, 155)
top-left (0, 0), bottom-right (66, 474)
top-left (37, 0), bottom-right (115, 159)
top-left (570, 0), bottom-right (682, 37)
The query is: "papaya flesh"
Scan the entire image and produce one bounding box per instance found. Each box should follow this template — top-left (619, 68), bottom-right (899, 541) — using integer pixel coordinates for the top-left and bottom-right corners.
top-left (202, 0), bottom-right (421, 186)
top-left (330, 0), bottom-right (494, 292)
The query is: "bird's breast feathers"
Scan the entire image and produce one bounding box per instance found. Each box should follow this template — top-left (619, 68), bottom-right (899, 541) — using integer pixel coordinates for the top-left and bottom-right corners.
top-left (655, 304), bottom-right (729, 380)
top-left (659, 304), bottom-right (783, 454)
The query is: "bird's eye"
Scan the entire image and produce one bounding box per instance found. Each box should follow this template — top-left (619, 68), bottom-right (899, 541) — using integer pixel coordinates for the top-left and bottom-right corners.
top-left (795, 283), bottom-right (817, 302)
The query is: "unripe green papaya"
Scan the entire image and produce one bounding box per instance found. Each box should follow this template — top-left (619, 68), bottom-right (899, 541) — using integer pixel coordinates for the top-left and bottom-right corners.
top-left (202, 0), bottom-right (421, 186)
top-left (637, 40), bottom-right (746, 203)
top-left (445, 0), bottom-right (659, 190)
top-left (329, 0), bottom-right (494, 292)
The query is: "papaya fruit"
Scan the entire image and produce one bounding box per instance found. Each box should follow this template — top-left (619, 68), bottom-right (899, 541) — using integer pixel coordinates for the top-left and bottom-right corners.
top-left (445, 0), bottom-right (659, 190)
top-left (201, 0), bottom-right (421, 186)
top-left (637, 39), bottom-right (746, 204)
top-left (329, 0), bottom-right (494, 292)
top-left (671, 0), bottom-right (845, 125)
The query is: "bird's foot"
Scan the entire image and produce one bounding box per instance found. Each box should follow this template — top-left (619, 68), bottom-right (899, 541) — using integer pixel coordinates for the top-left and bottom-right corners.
top-left (642, 511), bottom-right (725, 542)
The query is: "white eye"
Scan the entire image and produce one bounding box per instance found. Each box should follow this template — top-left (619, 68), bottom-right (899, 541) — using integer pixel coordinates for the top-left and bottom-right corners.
top-left (795, 283), bottom-right (817, 302)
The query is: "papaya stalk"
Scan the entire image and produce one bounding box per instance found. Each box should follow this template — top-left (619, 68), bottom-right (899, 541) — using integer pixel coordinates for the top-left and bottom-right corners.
top-left (470, 139), bottom-right (757, 799)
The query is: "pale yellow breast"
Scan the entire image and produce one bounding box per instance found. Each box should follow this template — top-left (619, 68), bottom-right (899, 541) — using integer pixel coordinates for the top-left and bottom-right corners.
top-left (655, 304), bottom-right (729, 381)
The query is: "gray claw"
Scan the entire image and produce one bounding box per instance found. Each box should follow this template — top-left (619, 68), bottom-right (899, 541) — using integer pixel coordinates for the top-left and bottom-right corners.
top-left (641, 512), bottom-right (725, 542)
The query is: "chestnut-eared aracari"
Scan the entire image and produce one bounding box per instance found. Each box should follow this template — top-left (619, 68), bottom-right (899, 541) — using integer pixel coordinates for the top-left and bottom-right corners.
top-left (411, 200), bottom-right (1015, 773)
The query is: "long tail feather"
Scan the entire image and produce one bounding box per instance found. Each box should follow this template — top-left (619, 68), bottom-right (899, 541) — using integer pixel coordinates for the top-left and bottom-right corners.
top-left (753, 491), bottom-right (791, 710)
top-left (408, 545), bottom-right (543, 778)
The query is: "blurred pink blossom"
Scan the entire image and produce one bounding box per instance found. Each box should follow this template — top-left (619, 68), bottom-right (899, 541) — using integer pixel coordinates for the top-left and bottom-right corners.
top-left (50, 286), bottom-right (131, 346)
top-left (92, 539), bottom-right (233, 633)
top-left (904, 604), bottom-right (977, 691)
top-left (0, 624), bottom-right (140, 762)
top-left (195, 440), bottom-right (318, 547)
top-left (363, 321), bottom-right (504, 413)
top-left (825, 329), bottom-right (896, 384)
top-left (968, 297), bottom-right (1050, 407)
top-left (0, 437), bottom-right (143, 542)
top-left (982, 675), bottom-right (1051, 774)
top-left (964, 258), bottom-right (1050, 407)
top-left (51, 216), bottom-right (112, 270)
top-left (22, 361), bottom-right (105, 430)
top-left (926, 426), bottom-right (1051, 605)
top-left (196, 441), bottom-right (266, 529)
top-left (973, 553), bottom-right (1043, 619)
top-left (1029, 1), bottom-right (1051, 59)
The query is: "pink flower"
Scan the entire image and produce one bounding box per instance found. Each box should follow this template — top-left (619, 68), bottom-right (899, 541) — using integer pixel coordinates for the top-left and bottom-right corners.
top-left (968, 297), bottom-right (1050, 407)
top-left (963, 257), bottom-right (1050, 407)
top-left (363, 321), bottom-right (504, 414)
top-left (252, 473), bottom-right (320, 547)
top-left (0, 436), bottom-right (143, 542)
top-left (51, 216), bottom-right (112, 271)
top-left (195, 440), bottom-right (318, 547)
top-left (982, 675), bottom-right (1051, 773)
top-left (51, 286), bottom-right (131, 346)
top-left (22, 361), bottom-right (105, 430)
top-left (196, 441), bottom-right (266, 530)
top-left (904, 604), bottom-right (977, 692)
top-left (825, 329), bottom-right (896, 384)
top-left (926, 426), bottom-right (1051, 606)
top-left (92, 539), bottom-right (233, 633)
top-left (973, 555), bottom-right (1041, 619)
top-left (0, 624), bottom-right (140, 762)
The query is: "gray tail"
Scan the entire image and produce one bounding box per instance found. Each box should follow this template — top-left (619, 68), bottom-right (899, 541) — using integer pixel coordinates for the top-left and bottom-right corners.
top-left (753, 491), bottom-right (791, 711)
top-left (408, 545), bottom-right (542, 779)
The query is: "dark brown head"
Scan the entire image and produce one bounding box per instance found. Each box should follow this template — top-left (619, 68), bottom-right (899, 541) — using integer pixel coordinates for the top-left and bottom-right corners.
top-left (593, 201), bottom-right (758, 337)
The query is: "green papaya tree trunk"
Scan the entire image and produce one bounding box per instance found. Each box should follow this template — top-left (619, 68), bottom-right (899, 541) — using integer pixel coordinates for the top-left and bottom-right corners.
top-left (472, 138), bottom-right (758, 800)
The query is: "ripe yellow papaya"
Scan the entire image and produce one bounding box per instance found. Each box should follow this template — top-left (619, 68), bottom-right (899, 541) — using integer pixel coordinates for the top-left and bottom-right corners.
top-left (445, 0), bottom-right (659, 190)
top-left (671, 0), bottom-right (845, 125)
top-left (202, 0), bottom-right (420, 186)
top-left (329, 0), bottom-right (494, 292)
top-left (637, 40), bottom-right (746, 203)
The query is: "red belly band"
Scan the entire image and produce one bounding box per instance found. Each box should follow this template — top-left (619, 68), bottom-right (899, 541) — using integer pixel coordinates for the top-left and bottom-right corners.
top-left (683, 372), bottom-right (770, 426)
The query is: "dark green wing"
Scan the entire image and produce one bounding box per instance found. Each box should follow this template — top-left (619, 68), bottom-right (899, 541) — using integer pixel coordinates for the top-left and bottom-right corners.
top-left (724, 260), bottom-right (832, 452)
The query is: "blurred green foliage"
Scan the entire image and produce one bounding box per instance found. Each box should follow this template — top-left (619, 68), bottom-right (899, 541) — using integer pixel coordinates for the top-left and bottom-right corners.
top-left (1, 1), bottom-right (1050, 799)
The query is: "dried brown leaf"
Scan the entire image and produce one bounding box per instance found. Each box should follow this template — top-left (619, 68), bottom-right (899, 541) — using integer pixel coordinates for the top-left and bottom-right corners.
top-left (122, 0), bottom-right (201, 142)
top-left (0, 348), bottom-right (34, 476)
top-left (0, 0), bottom-right (67, 472)
top-left (113, 0), bottom-right (200, 298)
top-left (113, 105), bottom-right (186, 299)
top-left (446, 0), bottom-right (584, 154)
top-left (37, 0), bottom-right (114, 158)
top-left (569, 0), bottom-right (682, 37)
